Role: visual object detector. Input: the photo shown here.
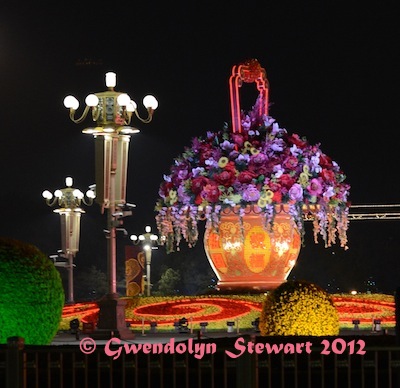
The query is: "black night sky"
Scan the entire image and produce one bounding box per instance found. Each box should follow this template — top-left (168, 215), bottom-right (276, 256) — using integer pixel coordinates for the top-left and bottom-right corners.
top-left (0, 3), bottom-right (399, 293)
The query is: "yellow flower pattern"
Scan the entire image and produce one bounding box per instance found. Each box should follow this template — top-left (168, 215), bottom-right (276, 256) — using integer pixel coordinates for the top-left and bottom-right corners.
top-left (259, 280), bottom-right (339, 336)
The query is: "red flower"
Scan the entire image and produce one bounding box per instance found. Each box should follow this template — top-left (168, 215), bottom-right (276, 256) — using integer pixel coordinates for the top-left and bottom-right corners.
top-left (213, 168), bottom-right (236, 187)
top-left (279, 173), bottom-right (295, 188)
top-left (319, 153), bottom-right (333, 168)
top-left (320, 168), bottom-right (335, 183)
top-left (287, 133), bottom-right (308, 148)
top-left (238, 170), bottom-right (256, 184)
top-left (224, 161), bottom-right (236, 172)
top-left (159, 181), bottom-right (174, 197)
top-left (201, 182), bottom-right (221, 203)
top-left (191, 176), bottom-right (209, 194)
top-left (194, 194), bottom-right (203, 205)
top-left (268, 181), bottom-right (281, 192)
top-left (199, 144), bottom-right (214, 164)
top-left (283, 155), bottom-right (299, 170)
top-left (232, 133), bottom-right (245, 148)
top-left (272, 191), bottom-right (282, 202)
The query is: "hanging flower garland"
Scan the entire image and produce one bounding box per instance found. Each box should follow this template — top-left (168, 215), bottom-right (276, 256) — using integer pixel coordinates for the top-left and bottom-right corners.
top-left (155, 97), bottom-right (350, 253)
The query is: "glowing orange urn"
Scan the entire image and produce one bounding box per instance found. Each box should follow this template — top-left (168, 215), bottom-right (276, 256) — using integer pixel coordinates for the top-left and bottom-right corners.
top-left (204, 206), bottom-right (301, 291)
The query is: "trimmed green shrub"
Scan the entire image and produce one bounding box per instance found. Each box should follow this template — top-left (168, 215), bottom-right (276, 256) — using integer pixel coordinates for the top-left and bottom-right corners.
top-left (0, 237), bottom-right (64, 344)
top-left (260, 280), bottom-right (339, 336)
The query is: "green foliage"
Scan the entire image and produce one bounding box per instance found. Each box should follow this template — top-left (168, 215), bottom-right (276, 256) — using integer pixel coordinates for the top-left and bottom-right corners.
top-left (179, 260), bottom-right (216, 294)
top-left (74, 265), bottom-right (108, 300)
top-left (260, 280), bottom-right (339, 336)
top-left (0, 237), bottom-right (64, 344)
top-left (155, 268), bottom-right (181, 296)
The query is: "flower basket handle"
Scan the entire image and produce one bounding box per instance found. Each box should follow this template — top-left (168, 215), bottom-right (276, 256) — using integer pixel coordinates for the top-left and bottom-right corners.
top-left (229, 59), bottom-right (270, 134)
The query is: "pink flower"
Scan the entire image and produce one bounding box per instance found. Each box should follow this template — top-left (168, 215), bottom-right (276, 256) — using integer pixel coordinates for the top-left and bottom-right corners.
top-left (307, 178), bottom-right (323, 196)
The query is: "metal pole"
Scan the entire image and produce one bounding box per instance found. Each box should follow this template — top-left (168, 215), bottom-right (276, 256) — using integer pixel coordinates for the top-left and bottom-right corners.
top-left (67, 252), bottom-right (74, 303)
top-left (105, 135), bottom-right (118, 296)
top-left (108, 172), bottom-right (117, 296)
top-left (145, 248), bottom-right (151, 296)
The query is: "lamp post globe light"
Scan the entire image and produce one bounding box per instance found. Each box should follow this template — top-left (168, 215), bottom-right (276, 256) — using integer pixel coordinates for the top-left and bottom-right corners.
top-left (64, 72), bottom-right (158, 339)
top-left (130, 226), bottom-right (159, 296)
top-left (42, 177), bottom-right (95, 303)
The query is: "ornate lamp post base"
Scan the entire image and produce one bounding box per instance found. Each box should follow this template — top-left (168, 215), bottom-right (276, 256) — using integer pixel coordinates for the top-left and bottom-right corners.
top-left (91, 293), bottom-right (134, 340)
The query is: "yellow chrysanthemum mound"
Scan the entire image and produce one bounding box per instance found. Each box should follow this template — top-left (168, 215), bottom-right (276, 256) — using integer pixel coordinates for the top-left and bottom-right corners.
top-left (260, 280), bottom-right (339, 336)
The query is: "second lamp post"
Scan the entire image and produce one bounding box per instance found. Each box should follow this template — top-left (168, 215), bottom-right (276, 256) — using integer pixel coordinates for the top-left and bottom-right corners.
top-left (130, 226), bottom-right (159, 296)
top-left (42, 177), bottom-right (95, 303)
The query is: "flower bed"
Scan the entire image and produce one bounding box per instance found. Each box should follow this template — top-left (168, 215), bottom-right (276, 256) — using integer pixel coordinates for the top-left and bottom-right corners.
top-left (60, 293), bottom-right (396, 331)
top-left (333, 294), bottom-right (395, 326)
top-left (127, 297), bottom-right (262, 328)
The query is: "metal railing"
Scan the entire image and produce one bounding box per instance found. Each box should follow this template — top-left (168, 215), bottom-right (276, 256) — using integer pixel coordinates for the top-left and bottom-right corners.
top-left (348, 204), bottom-right (400, 221)
top-left (2, 335), bottom-right (400, 388)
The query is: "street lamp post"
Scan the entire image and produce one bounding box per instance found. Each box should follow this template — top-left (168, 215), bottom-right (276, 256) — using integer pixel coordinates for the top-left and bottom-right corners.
top-left (63, 72), bottom-right (158, 339)
top-left (42, 177), bottom-right (95, 303)
top-left (130, 226), bottom-right (159, 296)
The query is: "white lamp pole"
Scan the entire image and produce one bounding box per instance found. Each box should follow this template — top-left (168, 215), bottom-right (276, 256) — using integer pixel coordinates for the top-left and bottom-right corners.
top-left (63, 73), bottom-right (158, 338)
top-left (42, 177), bottom-right (95, 303)
top-left (130, 226), bottom-right (159, 296)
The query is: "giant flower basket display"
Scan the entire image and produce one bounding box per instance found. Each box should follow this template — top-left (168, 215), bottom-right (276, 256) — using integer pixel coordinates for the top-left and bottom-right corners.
top-left (155, 59), bottom-right (350, 291)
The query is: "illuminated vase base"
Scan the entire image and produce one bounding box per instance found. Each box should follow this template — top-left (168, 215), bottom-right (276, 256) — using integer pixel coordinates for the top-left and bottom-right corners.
top-left (204, 206), bottom-right (301, 292)
top-left (216, 280), bottom-right (289, 292)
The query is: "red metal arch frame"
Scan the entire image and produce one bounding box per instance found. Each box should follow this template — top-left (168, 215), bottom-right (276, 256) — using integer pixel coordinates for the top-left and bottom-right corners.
top-left (229, 58), bottom-right (270, 134)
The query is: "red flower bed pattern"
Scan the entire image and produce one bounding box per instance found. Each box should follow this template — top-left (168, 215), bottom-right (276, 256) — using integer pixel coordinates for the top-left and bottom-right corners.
top-left (62, 303), bottom-right (99, 323)
top-left (128, 298), bottom-right (262, 326)
top-left (61, 295), bottom-right (396, 327)
top-left (332, 296), bottom-right (395, 324)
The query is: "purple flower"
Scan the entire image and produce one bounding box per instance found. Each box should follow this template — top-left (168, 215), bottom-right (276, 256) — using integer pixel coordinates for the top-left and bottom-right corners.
top-left (220, 140), bottom-right (235, 151)
top-left (290, 144), bottom-right (302, 157)
top-left (205, 157), bottom-right (218, 168)
top-left (289, 183), bottom-right (304, 202)
top-left (191, 138), bottom-right (202, 152)
top-left (263, 116), bottom-right (276, 127)
top-left (192, 167), bottom-right (205, 177)
top-left (242, 184), bottom-right (261, 202)
top-left (178, 169), bottom-right (189, 180)
top-left (229, 149), bottom-right (240, 159)
top-left (323, 186), bottom-right (335, 201)
top-left (242, 115), bottom-right (251, 130)
top-left (250, 152), bottom-right (267, 165)
top-left (270, 139), bottom-right (285, 152)
top-left (273, 164), bottom-right (284, 178)
top-left (236, 153), bottom-right (250, 163)
top-left (177, 185), bottom-right (191, 204)
top-left (310, 153), bottom-right (322, 173)
top-left (271, 122), bottom-right (285, 136)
